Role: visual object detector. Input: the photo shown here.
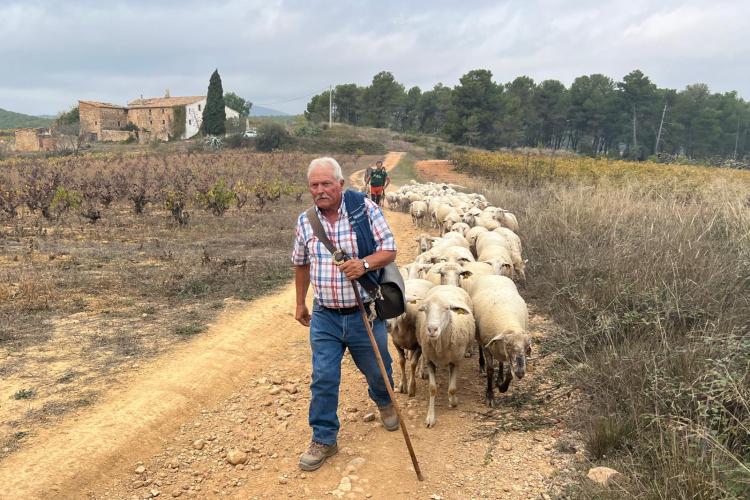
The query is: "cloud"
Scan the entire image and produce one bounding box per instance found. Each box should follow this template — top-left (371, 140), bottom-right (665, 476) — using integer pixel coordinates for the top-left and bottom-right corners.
top-left (0, 0), bottom-right (747, 115)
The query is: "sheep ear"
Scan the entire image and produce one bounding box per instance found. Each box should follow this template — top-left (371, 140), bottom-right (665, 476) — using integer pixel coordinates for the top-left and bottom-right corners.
top-left (450, 305), bottom-right (471, 315)
top-left (460, 270), bottom-right (473, 278)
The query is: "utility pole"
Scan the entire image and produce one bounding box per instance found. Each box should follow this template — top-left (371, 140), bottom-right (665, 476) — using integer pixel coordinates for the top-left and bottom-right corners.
top-left (632, 103), bottom-right (637, 158)
top-left (734, 112), bottom-right (741, 159)
top-left (329, 85), bottom-right (333, 128)
top-left (655, 101), bottom-right (667, 156)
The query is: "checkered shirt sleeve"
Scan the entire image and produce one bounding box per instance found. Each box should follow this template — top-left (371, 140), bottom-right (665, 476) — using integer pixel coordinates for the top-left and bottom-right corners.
top-left (290, 198), bottom-right (396, 308)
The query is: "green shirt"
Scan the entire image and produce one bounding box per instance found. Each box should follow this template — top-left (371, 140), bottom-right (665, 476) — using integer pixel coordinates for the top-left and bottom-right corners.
top-left (369, 169), bottom-right (389, 187)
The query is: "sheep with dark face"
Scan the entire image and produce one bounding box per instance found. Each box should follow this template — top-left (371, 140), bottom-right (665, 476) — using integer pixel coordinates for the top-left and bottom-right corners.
top-left (416, 285), bottom-right (475, 428)
top-left (468, 275), bottom-right (531, 407)
top-left (386, 279), bottom-right (434, 397)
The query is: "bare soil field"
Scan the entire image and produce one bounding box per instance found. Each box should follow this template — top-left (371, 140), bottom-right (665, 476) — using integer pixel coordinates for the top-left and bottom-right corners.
top-left (0, 153), bottom-right (584, 499)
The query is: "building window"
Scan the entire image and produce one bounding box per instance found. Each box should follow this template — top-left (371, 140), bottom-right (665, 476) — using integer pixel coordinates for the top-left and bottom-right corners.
top-left (198, 104), bottom-right (201, 111)
top-left (149, 120), bottom-right (152, 125)
top-left (149, 109), bottom-right (152, 115)
top-left (162, 120), bottom-right (165, 124)
top-left (95, 121), bottom-right (98, 125)
top-left (118, 121), bottom-right (121, 127)
top-left (188, 119), bottom-right (192, 125)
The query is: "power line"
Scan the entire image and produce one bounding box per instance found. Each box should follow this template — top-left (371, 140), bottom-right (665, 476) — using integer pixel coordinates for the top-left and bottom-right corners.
top-left (254, 88), bottom-right (328, 107)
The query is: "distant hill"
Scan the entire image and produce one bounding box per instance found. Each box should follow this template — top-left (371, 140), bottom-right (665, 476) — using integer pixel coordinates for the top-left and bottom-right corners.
top-left (250, 105), bottom-right (288, 117)
top-left (0, 108), bottom-right (54, 129)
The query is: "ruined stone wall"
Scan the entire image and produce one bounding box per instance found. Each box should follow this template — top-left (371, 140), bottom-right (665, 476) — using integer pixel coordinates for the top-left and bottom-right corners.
top-left (100, 130), bottom-right (134, 142)
top-left (39, 136), bottom-right (57, 151)
top-left (14, 129), bottom-right (41, 152)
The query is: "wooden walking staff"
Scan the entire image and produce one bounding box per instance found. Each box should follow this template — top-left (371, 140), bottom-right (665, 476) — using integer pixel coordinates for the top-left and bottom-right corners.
top-left (349, 280), bottom-right (425, 482)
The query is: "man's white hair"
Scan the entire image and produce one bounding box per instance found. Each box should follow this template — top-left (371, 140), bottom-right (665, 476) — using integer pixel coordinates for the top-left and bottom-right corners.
top-left (307, 157), bottom-right (344, 182)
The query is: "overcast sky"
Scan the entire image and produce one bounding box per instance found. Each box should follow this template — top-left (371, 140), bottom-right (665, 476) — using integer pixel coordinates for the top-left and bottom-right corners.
top-left (2, 0), bottom-right (748, 116)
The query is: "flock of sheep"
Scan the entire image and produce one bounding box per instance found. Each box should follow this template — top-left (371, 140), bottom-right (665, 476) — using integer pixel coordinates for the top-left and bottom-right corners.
top-left (383, 182), bottom-right (531, 428)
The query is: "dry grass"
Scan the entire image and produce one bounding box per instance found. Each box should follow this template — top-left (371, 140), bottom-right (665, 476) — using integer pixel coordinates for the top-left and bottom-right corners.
top-left (457, 160), bottom-right (750, 498)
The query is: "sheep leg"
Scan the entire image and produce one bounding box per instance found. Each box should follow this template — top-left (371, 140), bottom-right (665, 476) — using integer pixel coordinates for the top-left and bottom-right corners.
top-left (464, 341), bottom-right (473, 358)
top-left (484, 349), bottom-right (495, 408)
top-left (477, 331), bottom-right (486, 374)
top-left (418, 355), bottom-right (428, 379)
top-left (425, 360), bottom-right (438, 428)
top-left (497, 362), bottom-right (512, 393)
top-left (395, 345), bottom-right (408, 394)
top-left (447, 362), bottom-right (459, 408)
top-left (408, 347), bottom-right (422, 397)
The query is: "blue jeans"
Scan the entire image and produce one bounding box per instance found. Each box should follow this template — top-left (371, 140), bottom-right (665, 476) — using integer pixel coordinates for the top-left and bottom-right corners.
top-left (309, 301), bottom-right (394, 445)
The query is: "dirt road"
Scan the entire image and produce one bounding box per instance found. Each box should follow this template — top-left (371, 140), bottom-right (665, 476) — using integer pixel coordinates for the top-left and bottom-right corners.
top-left (0, 154), bottom-right (581, 499)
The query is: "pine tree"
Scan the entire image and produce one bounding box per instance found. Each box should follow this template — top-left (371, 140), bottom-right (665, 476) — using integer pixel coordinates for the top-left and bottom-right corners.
top-left (202, 69), bottom-right (226, 135)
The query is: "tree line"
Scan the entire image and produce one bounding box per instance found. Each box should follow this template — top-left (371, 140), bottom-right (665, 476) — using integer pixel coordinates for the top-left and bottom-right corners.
top-left (305, 70), bottom-right (749, 161)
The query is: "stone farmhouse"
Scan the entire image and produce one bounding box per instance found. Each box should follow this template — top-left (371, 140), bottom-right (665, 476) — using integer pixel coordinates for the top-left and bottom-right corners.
top-left (79, 95), bottom-right (239, 142)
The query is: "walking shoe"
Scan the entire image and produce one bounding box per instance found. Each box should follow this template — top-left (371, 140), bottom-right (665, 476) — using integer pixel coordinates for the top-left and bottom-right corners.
top-left (379, 404), bottom-right (400, 431)
top-left (299, 441), bottom-right (338, 471)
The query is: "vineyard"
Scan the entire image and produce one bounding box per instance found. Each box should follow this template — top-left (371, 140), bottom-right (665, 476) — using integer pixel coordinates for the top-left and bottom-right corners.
top-left (0, 150), bottom-right (367, 457)
top-left (452, 150), bottom-right (750, 201)
top-left (0, 151), bottom-right (316, 223)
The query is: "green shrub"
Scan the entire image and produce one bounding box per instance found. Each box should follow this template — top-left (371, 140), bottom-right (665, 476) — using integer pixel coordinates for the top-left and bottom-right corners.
top-left (51, 187), bottom-right (82, 215)
top-left (197, 179), bottom-right (234, 216)
top-left (224, 134), bottom-right (252, 149)
top-left (12, 388), bottom-right (35, 400)
top-left (294, 122), bottom-right (322, 137)
top-left (256, 122), bottom-right (291, 152)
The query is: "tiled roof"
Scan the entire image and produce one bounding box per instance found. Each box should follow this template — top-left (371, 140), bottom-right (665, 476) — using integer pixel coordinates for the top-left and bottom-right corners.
top-left (127, 96), bottom-right (205, 108)
top-left (79, 100), bottom-right (127, 109)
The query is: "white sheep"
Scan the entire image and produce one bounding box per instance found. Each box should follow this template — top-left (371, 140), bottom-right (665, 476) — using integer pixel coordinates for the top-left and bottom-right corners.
top-left (492, 226), bottom-right (526, 282)
top-left (466, 225), bottom-right (489, 257)
top-left (440, 210), bottom-right (462, 236)
top-left (414, 233), bottom-right (438, 254)
top-left (476, 238), bottom-right (514, 278)
top-left (423, 261), bottom-right (471, 287)
top-left (431, 245), bottom-right (475, 265)
top-left (458, 261), bottom-right (495, 294)
top-left (495, 210), bottom-right (519, 233)
top-left (449, 222), bottom-right (471, 238)
top-left (468, 275), bottom-right (531, 407)
top-left (474, 212), bottom-right (501, 230)
top-left (409, 200), bottom-right (429, 227)
top-left (385, 191), bottom-right (399, 210)
top-left (416, 285), bottom-right (475, 427)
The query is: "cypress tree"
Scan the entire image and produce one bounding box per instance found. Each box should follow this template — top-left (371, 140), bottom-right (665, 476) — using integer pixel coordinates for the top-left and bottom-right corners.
top-left (202, 69), bottom-right (226, 135)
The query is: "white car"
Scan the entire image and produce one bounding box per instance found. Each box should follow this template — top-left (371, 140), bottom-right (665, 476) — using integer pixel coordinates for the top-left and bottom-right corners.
top-left (243, 128), bottom-right (258, 138)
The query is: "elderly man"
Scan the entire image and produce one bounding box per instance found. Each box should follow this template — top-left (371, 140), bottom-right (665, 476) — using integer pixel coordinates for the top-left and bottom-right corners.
top-left (292, 157), bottom-right (399, 471)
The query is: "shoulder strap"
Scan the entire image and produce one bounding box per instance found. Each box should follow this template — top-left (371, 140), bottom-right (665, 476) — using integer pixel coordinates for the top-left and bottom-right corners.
top-left (305, 206), bottom-right (336, 255)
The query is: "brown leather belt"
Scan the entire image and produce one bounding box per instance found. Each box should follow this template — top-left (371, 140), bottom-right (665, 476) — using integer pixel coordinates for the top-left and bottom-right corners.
top-left (321, 302), bottom-right (372, 315)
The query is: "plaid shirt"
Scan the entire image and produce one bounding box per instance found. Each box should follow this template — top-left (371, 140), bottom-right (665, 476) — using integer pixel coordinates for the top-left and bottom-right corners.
top-left (292, 197), bottom-right (396, 308)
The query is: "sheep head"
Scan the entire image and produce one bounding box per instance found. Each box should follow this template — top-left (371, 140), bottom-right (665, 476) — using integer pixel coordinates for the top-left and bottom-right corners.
top-left (418, 300), bottom-right (471, 339)
top-left (487, 332), bottom-right (531, 379)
